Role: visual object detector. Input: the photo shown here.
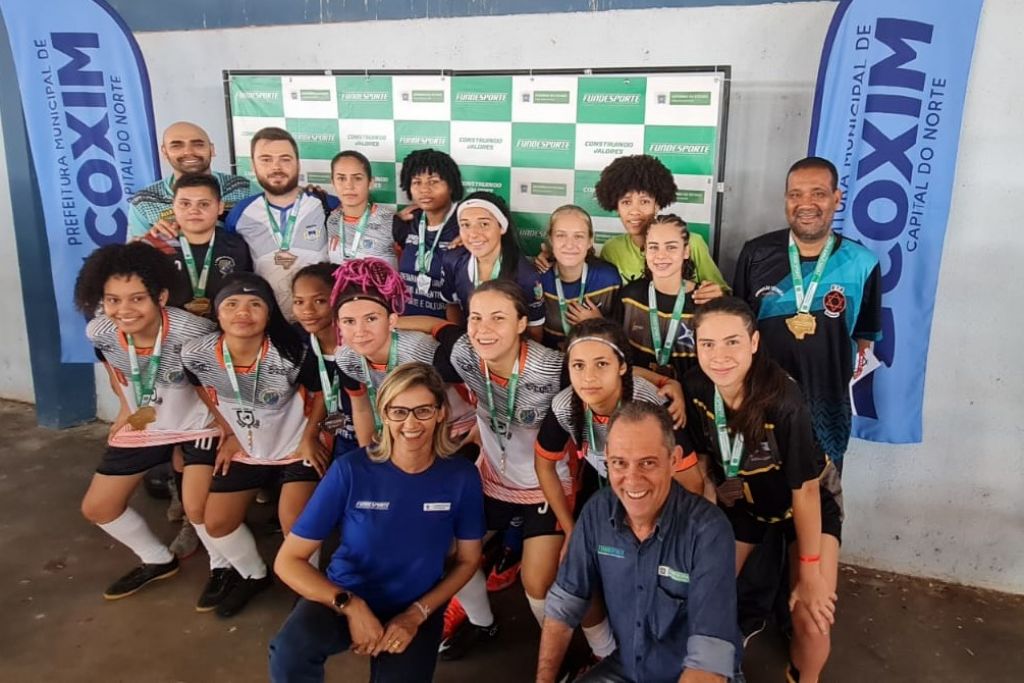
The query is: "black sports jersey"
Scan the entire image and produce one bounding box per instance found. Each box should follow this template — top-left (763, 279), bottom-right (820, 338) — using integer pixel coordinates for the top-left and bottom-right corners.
top-left (612, 277), bottom-right (698, 381)
top-left (539, 259), bottom-right (621, 349)
top-left (732, 229), bottom-right (882, 461)
top-left (683, 367), bottom-right (839, 524)
top-left (145, 228), bottom-right (253, 313)
top-left (392, 208), bottom-right (461, 318)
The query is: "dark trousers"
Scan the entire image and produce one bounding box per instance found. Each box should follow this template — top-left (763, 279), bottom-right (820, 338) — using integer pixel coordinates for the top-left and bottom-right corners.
top-left (269, 598), bottom-right (445, 683)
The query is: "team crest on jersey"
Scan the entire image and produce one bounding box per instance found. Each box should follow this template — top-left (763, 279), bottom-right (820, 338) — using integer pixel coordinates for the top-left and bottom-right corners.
top-left (823, 285), bottom-right (846, 319)
top-left (235, 409), bottom-right (259, 428)
top-left (167, 370), bottom-right (185, 385)
top-left (260, 390), bottom-right (282, 406)
top-left (533, 282), bottom-right (544, 301)
top-left (303, 224), bottom-right (321, 241)
top-left (215, 256), bottom-right (236, 275)
top-left (518, 408), bottom-right (538, 425)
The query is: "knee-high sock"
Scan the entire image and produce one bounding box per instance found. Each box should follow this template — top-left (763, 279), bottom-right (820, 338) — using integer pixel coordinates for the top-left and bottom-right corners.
top-left (583, 619), bottom-right (616, 657)
top-left (526, 593), bottom-right (546, 627)
top-left (191, 522), bottom-right (232, 570)
top-left (98, 507), bottom-right (174, 565)
top-left (206, 524), bottom-right (267, 579)
top-left (455, 570), bottom-right (494, 627)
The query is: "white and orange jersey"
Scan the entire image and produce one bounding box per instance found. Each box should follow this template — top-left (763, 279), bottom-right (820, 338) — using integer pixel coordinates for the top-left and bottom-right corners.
top-left (181, 334), bottom-right (321, 465)
top-left (87, 307), bottom-right (220, 447)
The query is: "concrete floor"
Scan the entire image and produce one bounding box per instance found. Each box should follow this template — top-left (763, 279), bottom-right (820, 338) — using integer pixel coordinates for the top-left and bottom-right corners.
top-left (1, 399), bottom-right (1021, 683)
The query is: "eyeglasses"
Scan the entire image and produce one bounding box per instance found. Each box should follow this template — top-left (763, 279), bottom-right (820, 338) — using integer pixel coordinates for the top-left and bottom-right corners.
top-left (384, 404), bottom-right (440, 421)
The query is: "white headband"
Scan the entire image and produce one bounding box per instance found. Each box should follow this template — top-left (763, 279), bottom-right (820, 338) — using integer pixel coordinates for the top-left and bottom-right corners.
top-left (457, 198), bottom-right (509, 234)
top-left (566, 335), bottom-right (626, 360)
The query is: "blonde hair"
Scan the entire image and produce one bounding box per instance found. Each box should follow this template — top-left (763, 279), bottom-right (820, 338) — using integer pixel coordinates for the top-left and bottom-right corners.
top-left (367, 362), bottom-right (458, 463)
top-left (547, 204), bottom-right (596, 261)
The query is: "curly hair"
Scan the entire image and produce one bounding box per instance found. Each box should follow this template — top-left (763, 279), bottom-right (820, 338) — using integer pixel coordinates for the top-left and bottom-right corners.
top-left (74, 242), bottom-right (177, 318)
top-left (564, 318), bottom-right (635, 448)
top-left (644, 213), bottom-right (696, 282)
top-left (593, 155), bottom-right (678, 211)
top-left (399, 148), bottom-right (464, 202)
top-left (330, 257), bottom-right (409, 315)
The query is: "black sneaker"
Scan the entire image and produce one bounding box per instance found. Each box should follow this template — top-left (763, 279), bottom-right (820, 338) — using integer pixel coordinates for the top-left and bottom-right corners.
top-left (195, 567), bottom-right (240, 612)
top-left (741, 616), bottom-right (767, 648)
top-left (103, 556), bottom-right (180, 600)
top-left (215, 574), bottom-right (273, 618)
top-left (439, 620), bottom-right (499, 661)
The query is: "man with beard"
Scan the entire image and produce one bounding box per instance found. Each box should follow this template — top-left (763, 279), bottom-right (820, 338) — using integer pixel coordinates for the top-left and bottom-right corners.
top-left (225, 127), bottom-right (336, 318)
top-left (733, 157), bottom-right (881, 471)
top-left (127, 121), bottom-right (253, 239)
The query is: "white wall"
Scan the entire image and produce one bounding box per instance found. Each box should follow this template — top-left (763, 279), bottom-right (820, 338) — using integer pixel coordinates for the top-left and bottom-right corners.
top-left (3, 0), bottom-right (1021, 592)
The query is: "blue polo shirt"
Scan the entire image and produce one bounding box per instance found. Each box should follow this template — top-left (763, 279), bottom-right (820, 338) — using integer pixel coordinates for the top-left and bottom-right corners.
top-left (291, 448), bottom-right (485, 618)
top-left (545, 484), bottom-right (741, 682)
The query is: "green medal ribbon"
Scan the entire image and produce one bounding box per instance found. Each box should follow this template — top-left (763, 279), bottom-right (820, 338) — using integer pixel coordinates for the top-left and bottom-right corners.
top-left (263, 193), bottom-right (303, 252)
top-left (472, 255), bottom-right (503, 287)
top-left (713, 387), bottom-right (744, 478)
top-left (126, 323), bottom-right (164, 407)
top-left (555, 263), bottom-right (588, 336)
top-left (583, 401), bottom-right (616, 486)
top-left (310, 333), bottom-right (340, 414)
top-left (415, 208), bottom-right (450, 274)
top-left (483, 347), bottom-right (521, 473)
top-left (179, 233), bottom-right (216, 298)
top-left (360, 330), bottom-right (400, 431)
top-left (222, 339), bottom-right (263, 409)
top-left (787, 233), bottom-right (836, 314)
top-left (341, 206), bottom-right (371, 260)
top-left (647, 282), bottom-right (688, 367)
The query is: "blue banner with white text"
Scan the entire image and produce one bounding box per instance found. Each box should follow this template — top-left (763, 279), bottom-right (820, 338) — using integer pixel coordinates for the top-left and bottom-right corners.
top-left (0, 0), bottom-right (158, 362)
top-left (809, 0), bottom-right (983, 443)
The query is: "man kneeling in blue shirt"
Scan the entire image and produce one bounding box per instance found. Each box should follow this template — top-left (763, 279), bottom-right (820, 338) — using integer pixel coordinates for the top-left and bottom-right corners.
top-left (537, 401), bottom-right (742, 683)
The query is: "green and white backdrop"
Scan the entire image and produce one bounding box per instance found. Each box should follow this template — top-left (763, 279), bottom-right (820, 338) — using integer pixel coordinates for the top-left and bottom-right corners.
top-left (225, 69), bottom-right (728, 255)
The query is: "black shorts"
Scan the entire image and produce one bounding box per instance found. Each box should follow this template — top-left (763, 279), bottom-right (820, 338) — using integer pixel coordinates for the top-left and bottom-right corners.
top-left (209, 460), bottom-right (321, 494)
top-left (182, 440), bottom-right (218, 467)
top-left (484, 495), bottom-right (567, 540)
top-left (96, 444), bottom-right (173, 476)
top-left (724, 489), bottom-right (843, 546)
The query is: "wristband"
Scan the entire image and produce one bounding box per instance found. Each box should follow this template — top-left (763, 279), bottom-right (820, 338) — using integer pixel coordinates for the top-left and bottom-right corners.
top-left (413, 600), bottom-right (431, 619)
top-left (799, 554), bottom-right (821, 564)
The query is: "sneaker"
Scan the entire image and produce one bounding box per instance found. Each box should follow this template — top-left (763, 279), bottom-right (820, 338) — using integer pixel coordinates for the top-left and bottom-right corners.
top-left (438, 620), bottom-right (499, 661)
top-left (741, 616), bottom-right (767, 648)
top-left (486, 550), bottom-right (521, 592)
top-left (168, 521), bottom-right (200, 560)
top-left (215, 574), bottom-right (273, 618)
top-left (785, 661), bottom-right (801, 683)
top-left (440, 597), bottom-right (467, 645)
top-left (195, 568), bottom-right (240, 612)
top-left (103, 556), bottom-right (179, 600)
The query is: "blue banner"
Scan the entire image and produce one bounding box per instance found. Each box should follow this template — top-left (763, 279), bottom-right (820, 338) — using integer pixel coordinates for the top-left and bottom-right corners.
top-left (0, 0), bottom-right (158, 362)
top-left (809, 0), bottom-right (983, 444)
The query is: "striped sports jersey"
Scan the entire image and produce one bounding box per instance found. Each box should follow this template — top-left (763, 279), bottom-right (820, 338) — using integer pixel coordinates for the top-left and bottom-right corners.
top-left (539, 259), bottom-right (622, 348)
top-left (326, 204), bottom-right (398, 268)
top-left (225, 190), bottom-right (337, 317)
top-left (88, 307), bottom-right (220, 447)
top-left (445, 335), bottom-right (569, 503)
top-left (126, 172), bottom-right (253, 239)
top-left (336, 330), bottom-right (475, 433)
top-left (536, 377), bottom-right (663, 479)
top-left (614, 277), bottom-right (699, 380)
top-left (181, 335), bottom-right (320, 464)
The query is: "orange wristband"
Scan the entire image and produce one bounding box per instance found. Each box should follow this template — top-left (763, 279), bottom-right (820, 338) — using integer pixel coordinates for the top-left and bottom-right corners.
top-left (799, 555), bottom-right (821, 564)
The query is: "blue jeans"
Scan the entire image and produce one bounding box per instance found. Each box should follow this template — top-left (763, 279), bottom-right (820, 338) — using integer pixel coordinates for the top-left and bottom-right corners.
top-left (577, 652), bottom-right (746, 683)
top-left (268, 598), bottom-right (445, 683)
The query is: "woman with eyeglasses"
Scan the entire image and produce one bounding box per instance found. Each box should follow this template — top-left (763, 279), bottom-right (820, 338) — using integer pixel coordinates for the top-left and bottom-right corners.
top-left (269, 362), bottom-right (485, 683)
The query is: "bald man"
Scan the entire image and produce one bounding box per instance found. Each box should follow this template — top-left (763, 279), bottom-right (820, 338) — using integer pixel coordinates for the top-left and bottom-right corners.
top-left (126, 121), bottom-right (253, 239)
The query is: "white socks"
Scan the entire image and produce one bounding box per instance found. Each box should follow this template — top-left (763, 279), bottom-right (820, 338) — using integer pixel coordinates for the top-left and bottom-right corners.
top-left (455, 570), bottom-right (494, 627)
top-left (191, 522), bottom-right (232, 571)
top-left (527, 593), bottom-right (547, 627)
top-left (98, 508), bottom-right (174, 565)
top-left (583, 619), bottom-right (617, 657)
top-left (207, 524), bottom-right (267, 579)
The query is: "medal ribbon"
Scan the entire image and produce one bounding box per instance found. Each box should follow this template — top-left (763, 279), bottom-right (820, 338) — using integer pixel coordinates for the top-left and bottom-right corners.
top-left (471, 255), bottom-right (503, 287)
top-left (360, 330), bottom-right (400, 431)
top-left (310, 333), bottom-right (340, 414)
top-left (222, 338), bottom-right (263, 409)
top-left (126, 323), bottom-right (164, 407)
top-left (179, 232), bottom-right (216, 298)
top-left (415, 205), bottom-right (455, 273)
top-left (583, 401), bottom-right (616, 485)
top-left (555, 263), bottom-right (588, 336)
top-left (787, 233), bottom-right (836, 314)
top-left (647, 282), bottom-right (688, 367)
top-left (713, 388), bottom-right (744, 478)
top-left (341, 206), bottom-right (371, 259)
top-left (483, 345), bottom-right (522, 472)
top-left (263, 193), bottom-right (303, 252)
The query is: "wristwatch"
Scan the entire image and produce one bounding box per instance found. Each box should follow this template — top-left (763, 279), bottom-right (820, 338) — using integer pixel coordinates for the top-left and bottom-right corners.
top-left (332, 590), bottom-right (352, 611)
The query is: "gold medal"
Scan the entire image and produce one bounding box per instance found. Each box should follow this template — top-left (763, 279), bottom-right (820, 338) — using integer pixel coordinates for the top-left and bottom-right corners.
top-left (785, 312), bottom-right (817, 340)
top-left (274, 249), bottom-right (298, 269)
top-left (127, 405), bottom-right (157, 430)
top-left (184, 297), bottom-right (211, 316)
top-left (716, 477), bottom-right (745, 507)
